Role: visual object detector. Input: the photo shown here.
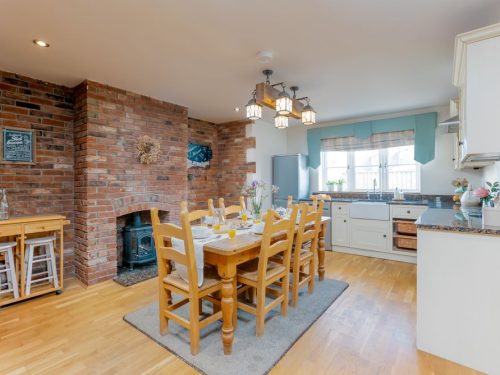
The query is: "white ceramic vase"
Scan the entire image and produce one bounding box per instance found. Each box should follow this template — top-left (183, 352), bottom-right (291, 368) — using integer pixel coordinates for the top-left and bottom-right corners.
top-left (460, 185), bottom-right (481, 207)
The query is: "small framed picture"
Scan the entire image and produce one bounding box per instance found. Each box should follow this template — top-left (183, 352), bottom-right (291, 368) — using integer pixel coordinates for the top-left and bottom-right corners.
top-left (0, 126), bottom-right (36, 164)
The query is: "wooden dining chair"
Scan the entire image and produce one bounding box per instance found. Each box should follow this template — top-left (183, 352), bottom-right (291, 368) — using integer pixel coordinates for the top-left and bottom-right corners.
top-left (289, 201), bottom-right (323, 307)
top-left (236, 205), bottom-right (298, 336)
top-left (218, 196), bottom-right (245, 218)
top-left (180, 201), bottom-right (210, 223)
top-left (151, 208), bottom-right (223, 355)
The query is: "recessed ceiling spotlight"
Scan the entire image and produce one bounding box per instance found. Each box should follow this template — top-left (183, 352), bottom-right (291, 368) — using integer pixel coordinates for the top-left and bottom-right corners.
top-left (33, 39), bottom-right (50, 48)
top-left (234, 107), bottom-right (240, 112)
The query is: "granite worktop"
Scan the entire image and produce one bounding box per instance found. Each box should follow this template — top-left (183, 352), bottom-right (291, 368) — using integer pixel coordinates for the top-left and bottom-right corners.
top-left (308, 193), bottom-right (455, 209)
top-left (416, 207), bottom-right (500, 235)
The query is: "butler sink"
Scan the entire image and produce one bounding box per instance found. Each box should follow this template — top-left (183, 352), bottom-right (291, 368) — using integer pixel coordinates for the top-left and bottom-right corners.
top-left (350, 201), bottom-right (389, 220)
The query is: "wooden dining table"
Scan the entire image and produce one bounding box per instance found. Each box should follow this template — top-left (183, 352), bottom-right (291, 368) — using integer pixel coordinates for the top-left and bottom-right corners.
top-left (203, 216), bottom-right (330, 355)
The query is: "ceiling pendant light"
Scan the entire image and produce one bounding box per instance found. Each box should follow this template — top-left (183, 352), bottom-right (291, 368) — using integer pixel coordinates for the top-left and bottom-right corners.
top-left (274, 113), bottom-right (289, 129)
top-left (245, 90), bottom-right (262, 120)
top-left (275, 84), bottom-right (292, 115)
top-left (243, 69), bottom-right (317, 126)
top-left (290, 86), bottom-right (316, 125)
top-left (301, 99), bottom-right (316, 125)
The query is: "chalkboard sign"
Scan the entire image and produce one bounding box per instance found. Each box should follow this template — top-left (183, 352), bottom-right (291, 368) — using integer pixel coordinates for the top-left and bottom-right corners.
top-left (1, 127), bottom-right (35, 163)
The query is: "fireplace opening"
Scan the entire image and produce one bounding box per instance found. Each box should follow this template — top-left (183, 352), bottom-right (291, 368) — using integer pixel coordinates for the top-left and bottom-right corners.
top-left (122, 212), bottom-right (156, 270)
top-left (113, 209), bottom-right (169, 287)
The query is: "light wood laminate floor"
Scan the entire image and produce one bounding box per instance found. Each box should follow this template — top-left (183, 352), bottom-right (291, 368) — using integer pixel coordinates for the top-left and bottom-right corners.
top-left (0, 252), bottom-right (481, 375)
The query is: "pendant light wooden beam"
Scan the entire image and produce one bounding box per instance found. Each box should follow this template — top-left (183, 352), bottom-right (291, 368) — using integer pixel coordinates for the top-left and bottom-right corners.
top-left (255, 82), bottom-right (304, 119)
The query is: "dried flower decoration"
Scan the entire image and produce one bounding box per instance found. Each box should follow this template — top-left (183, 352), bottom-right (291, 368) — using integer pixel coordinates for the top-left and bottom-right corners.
top-left (136, 135), bottom-right (161, 164)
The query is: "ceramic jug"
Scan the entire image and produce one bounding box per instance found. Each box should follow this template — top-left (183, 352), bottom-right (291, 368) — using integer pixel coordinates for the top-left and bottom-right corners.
top-left (460, 185), bottom-right (481, 207)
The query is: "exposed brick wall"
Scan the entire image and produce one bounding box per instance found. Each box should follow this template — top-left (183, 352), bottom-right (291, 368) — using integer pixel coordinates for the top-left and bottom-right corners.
top-left (187, 117), bottom-right (218, 210)
top-left (73, 80), bottom-right (188, 285)
top-left (0, 70), bottom-right (257, 285)
top-left (0, 71), bottom-right (75, 276)
top-left (217, 120), bottom-right (256, 205)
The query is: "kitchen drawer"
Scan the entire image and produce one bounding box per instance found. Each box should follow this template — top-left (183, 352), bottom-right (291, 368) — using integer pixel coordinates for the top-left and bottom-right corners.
top-left (0, 224), bottom-right (22, 237)
top-left (394, 220), bottom-right (417, 235)
top-left (391, 205), bottom-right (427, 220)
top-left (331, 203), bottom-right (350, 216)
top-left (24, 221), bottom-right (61, 234)
top-left (394, 235), bottom-right (417, 250)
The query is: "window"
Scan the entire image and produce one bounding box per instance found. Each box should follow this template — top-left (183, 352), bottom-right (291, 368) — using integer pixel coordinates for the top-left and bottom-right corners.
top-left (322, 145), bottom-right (420, 191)
top-left (324, 151), bottom-right (349, 187)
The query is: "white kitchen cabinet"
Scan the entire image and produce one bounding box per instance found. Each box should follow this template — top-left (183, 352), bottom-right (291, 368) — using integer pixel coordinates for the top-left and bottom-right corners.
top-left (331, 203), bottom-right (350, 216)
top-left (331, 203), bottom-right (350, 247)
top-left (453, 23), bottom-right (500, 163)
top-left (453, 133), bottom-right (492, 169)
top-left (349, 218), bottom-right (391, 252)
top-left (332, 216), bottom-right (349, 247)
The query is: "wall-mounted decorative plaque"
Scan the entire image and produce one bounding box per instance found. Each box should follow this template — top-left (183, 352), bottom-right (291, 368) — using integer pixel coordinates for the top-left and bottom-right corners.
top-left (1, 127), bottom-right (36, 164)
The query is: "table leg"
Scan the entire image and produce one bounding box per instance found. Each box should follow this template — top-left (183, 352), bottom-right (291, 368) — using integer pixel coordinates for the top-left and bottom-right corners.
top-left (232, 277), bottom-right (238, 328)
top-left (317, 223), bottom-right (326, 281)
top-left (219, 265), bottom-right (236, 355)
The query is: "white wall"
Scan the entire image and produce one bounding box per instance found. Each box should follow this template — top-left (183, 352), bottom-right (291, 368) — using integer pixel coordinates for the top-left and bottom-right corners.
top-left (483, 162), bottom-right (500, 184)
top-left (246, 119), bottom-right (287, 210)
top-left (286, 106), bottom-right (484, 195)
top-left (420, 127), bottom-right (482, 194)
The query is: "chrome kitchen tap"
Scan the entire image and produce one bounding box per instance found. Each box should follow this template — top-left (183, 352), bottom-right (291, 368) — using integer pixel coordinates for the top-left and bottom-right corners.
top-left (367, 179), bottom-right (383, 200)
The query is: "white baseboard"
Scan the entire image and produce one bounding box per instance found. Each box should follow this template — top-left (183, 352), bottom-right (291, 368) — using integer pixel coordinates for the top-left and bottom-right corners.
top-left (331, 246), bottom-right (417, 264)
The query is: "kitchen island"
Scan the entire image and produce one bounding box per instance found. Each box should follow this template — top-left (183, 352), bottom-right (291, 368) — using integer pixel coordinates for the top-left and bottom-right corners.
top-left (416, 208), bottom-right (500, 374)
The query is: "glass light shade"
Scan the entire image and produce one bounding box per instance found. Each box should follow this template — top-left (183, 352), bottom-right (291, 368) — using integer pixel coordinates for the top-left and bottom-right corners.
top-left (246, 98), bottom-right (262, 120)
top-left (301, 104), bottom-right (316, 125)
top-left (274, 113), bottom-right (289, 129)
top-left (275, 91), bottom-right (292, 115)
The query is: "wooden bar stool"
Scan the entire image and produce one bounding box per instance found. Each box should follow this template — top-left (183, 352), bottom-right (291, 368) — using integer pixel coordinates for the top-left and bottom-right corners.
top-left (0, 242), bottom-right (19, 299)
top-left (24, 236), bottom-right (59, 295)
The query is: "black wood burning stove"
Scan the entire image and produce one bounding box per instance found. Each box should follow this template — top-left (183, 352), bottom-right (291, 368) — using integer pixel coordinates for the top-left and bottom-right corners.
top-left (122, 212), bottom-right (156, 270)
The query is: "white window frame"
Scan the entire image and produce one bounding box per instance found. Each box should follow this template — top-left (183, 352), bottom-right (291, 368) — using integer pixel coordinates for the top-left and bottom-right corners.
top-left (321, 148), bottom-right (420, 192)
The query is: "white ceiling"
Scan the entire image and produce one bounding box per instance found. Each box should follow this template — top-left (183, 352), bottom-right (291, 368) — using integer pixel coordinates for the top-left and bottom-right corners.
top-left (1, 0), bottom-right (499, 124)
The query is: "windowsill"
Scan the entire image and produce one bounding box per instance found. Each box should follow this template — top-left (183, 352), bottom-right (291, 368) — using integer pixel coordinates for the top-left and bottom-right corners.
top-left (319, 190), bottom-right (422, 194)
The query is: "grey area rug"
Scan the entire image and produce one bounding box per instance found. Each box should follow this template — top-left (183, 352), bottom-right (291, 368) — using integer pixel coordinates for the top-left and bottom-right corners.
top-left (113, 264), bottom-right (158, 287)
top-left (123, 278), bottom-right (348, 375)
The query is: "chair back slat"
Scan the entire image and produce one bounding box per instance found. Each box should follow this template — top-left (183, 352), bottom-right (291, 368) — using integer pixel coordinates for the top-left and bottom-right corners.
top-left (266, 239), bottom-right (289, 258)
top-left (160, 246), bottom-right (188, 265)
top-left (301, 229), bottom-right (317, 242)
top-left (218, 197), bottom-right (244, 218)
top-left (180, 201), bottom-right (210, 223)
top-left (287, 195), bottom-right (293, 209)
top-left (293, 201), bottom-right (323, 263)
top-left (151, 208), bottom-right (200, 293)
top-left (257, 206), bottom-right (298, 285)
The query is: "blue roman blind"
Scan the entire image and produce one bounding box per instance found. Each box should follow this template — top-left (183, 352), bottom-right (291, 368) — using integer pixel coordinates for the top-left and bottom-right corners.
top-left (307, 112), bottom-right (437, 168)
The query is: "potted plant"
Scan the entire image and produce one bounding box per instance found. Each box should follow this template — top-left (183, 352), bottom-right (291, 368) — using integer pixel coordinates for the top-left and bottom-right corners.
top-left (336, 178), bottom-right (346, 192)
top-left (326, 180), bottom-right (336, 192)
